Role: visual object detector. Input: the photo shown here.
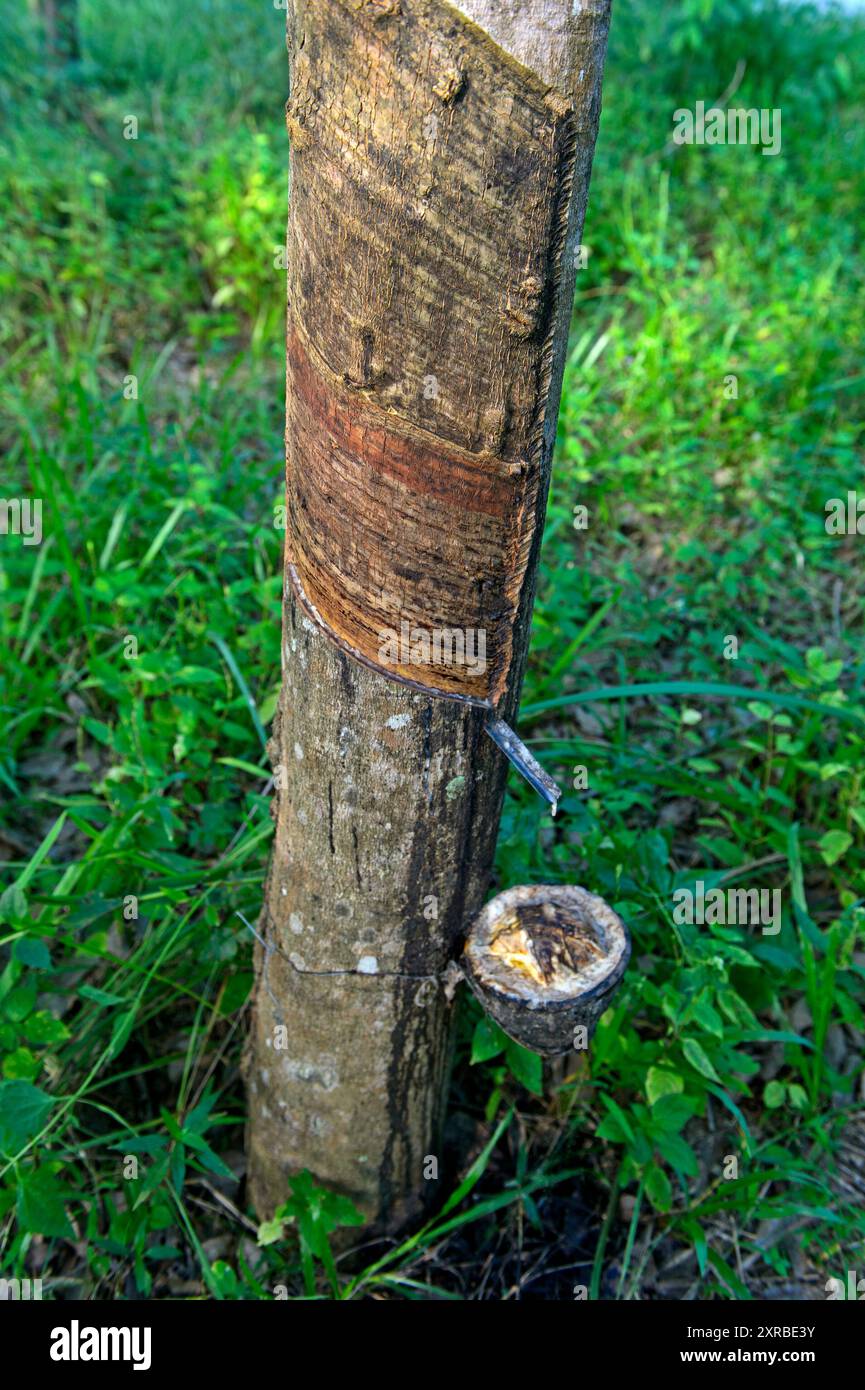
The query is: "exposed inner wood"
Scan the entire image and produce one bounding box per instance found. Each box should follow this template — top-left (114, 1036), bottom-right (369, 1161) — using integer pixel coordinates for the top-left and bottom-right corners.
top-left (455, 0), bottom-right (577, 90)
top-left (490, 901), bottom-right (606, 986)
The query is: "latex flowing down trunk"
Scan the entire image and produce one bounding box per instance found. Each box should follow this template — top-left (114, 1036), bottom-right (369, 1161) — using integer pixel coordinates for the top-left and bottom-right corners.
top-left (245, 0), bottom-right (612, 1233)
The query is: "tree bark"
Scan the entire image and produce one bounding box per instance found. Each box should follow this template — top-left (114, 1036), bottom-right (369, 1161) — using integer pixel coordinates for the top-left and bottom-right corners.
top-left (244, 0), bottom-right (612, 1234)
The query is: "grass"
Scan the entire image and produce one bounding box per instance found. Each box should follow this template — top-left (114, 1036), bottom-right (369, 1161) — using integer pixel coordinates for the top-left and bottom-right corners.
top-left (0, 0), bottom-right (863, 1299)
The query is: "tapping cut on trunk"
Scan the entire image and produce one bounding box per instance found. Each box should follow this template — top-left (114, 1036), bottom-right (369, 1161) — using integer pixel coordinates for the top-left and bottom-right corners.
top-left (284, 0), bottom-right (583, 706)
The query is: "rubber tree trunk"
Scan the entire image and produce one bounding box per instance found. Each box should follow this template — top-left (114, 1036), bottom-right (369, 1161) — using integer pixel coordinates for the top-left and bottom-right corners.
top-left (245, 0), bottom-right (612, 1234)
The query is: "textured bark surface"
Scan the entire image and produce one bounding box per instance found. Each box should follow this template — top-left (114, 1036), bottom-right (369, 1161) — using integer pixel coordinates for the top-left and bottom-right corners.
top-left (286, 0), bottom-right (581, 704)
top-left (245, 0), bottom-right (612, 1232)
top-left (245, 608), bottom-right (504, 1230)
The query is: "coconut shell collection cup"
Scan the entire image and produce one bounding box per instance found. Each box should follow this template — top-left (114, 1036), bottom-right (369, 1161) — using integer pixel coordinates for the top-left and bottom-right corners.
top-left (462, 883), bottom-right (631, 1056)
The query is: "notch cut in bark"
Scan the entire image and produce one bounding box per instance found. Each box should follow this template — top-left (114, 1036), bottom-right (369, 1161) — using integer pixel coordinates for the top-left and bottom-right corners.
top-left (463, 884), bottom-right (630, 1055)
top-left (285, 0), bottom-right (585, 707)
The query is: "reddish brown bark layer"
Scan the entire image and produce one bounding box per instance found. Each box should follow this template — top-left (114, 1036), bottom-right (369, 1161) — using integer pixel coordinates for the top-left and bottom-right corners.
top-left (287, 326), bottom-right (540, 703)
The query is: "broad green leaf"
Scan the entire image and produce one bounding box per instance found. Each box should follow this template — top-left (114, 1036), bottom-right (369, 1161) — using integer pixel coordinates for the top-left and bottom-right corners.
top-left (4, 984), bottom-right (36, 1023)
top-left (651, 1094), bottom-right (697, 1133)
top-left (505, 1040), bottom-right (544, 1095)
top-left (644, 1163), bottom-right (672, 1213)
top-left (646, 1066), bottom-right (684, 1106)
top-left (12, 939), bottom-right (52, 970)
top-left (656, 1131), bottom-right (699, 1178)
top-left (470, 1016), bottom-right (506, 1064)
top-left (257, 1217), bottom-right (287, 1247)
top-left (2, 1047), bottom-right (41, 1081)
top-left (818, 829), bottom-right (852, 867)
top-left (683, 1038), bottom-right (721, 1082)
top-left (22, 1011), bottom-right (71, 1046)
top-left (17, 1167), bottom-right (74, 1238)
top-left (0, 1080), bottom-right (55, 1155)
